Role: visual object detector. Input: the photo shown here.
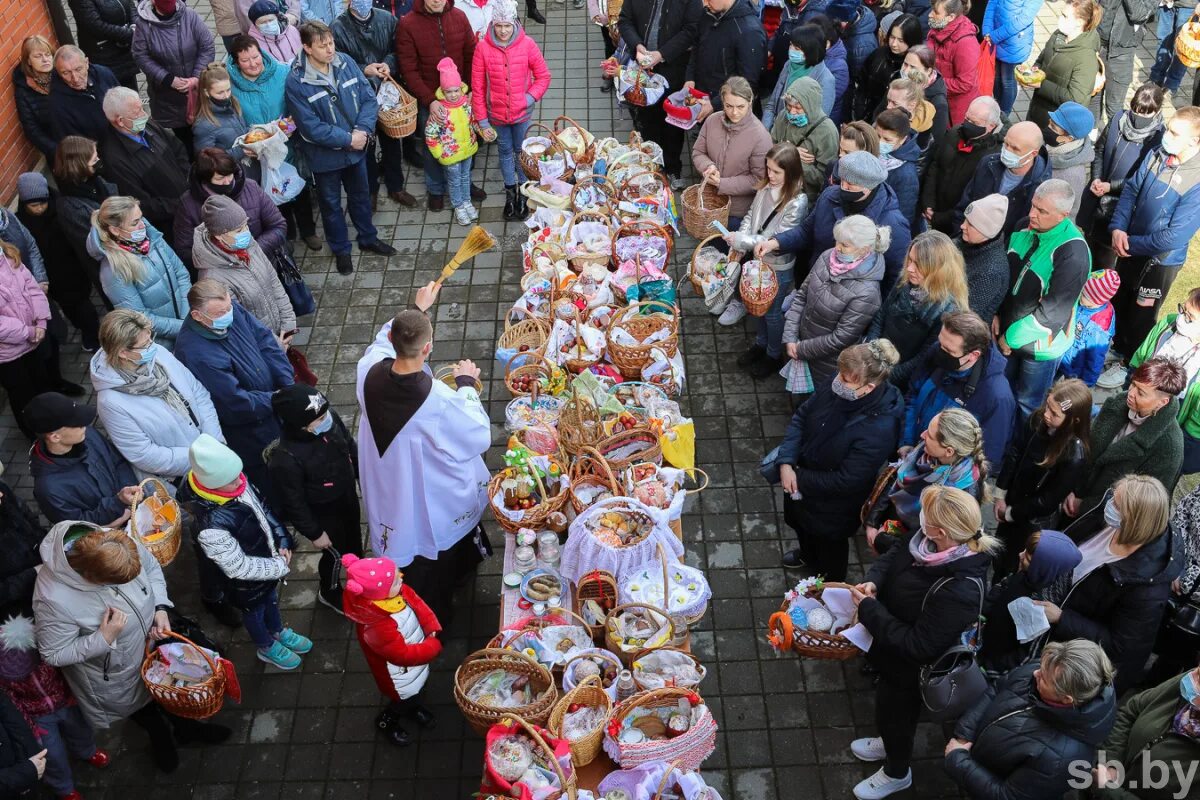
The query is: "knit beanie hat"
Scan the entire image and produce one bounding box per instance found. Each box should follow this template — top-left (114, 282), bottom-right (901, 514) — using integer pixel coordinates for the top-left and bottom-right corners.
top-left (1049, 101), bottom-right (1095, 141)
top-left (878, 9), bottom-right (902, 37)
top-left (963, 193), bottom-right (1008, 240)
top-left (343, 554), bottom-right (398, 600)
top-left (16, 173), bottom-right (49, 204)
top-left (839, 151), bottom-right (888, 190)
top-left (272, 382), bottom-right (329, 431)
top-left (826, 0), bottom-right (858, 23)
top-left (201, 194), bottom-right (248, 236)
top-left (492, 0), bottom-right (519, 25)
top-left (189, 433), bottom-right (244, 488)
top-left (248, 0), bottom-right (280, 22)
top-left (1025, 530), bottom-right (1082, 589)
top-left (437, 57), bottom-right (462, 92)
top-left (0, 616), bottom-right (38, 681)
top-left (1082, 269), bottom-right (1121, 306)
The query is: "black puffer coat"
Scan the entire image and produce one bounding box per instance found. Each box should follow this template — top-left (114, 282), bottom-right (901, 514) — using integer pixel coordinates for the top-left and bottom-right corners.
top-left (0, 481), bottom-right (45, 621)
top-left (68, 0), bottom-right (138, 82)
top-left (55, 176), bottom-right (117, 276)
top-left (265, 409), bottom-right (359, 543)
top-left (685, 0), bottom-right (765, 107)
top-left (0, 693), bottom-right (38, 797)
top-left (996, 418), bottom-right (1086, 529)
top-left (922, 123), bottom-right (1004, 235)
top-left (945, 663), bottom-right (1116, 799)
top-left (867, 282), bottom-right (959, 392)
top-left (12, 67), bottom-right (55, 159)
top-left (618, 0), bottom-right (704, 90)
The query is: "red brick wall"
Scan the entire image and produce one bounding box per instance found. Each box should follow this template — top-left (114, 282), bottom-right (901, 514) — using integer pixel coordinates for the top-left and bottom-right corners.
top-left (0, 0), bottom-right (57, 201)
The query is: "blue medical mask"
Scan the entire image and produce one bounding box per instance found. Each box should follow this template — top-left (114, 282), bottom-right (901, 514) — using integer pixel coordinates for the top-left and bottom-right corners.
top-left (999, 147), bottom-right (1026, 169)
top-left (1103, 498), bottom-right (1121, 529)
top-left (350, 0), bottom-right (373, 17)
top-left (787, 112), bottom-right (808, 127)
top-left (210, 308), bottom-right (234, 330)
top-left (1182, 670), bottom-right (1199, 705)
top-left (879, 141), bottom-right (895, 156)
top-left (834, 250), bottom-right (860, 264)
top-left (311, 412), bottom-right (333, 435)
top-left (258, 19), bottom-right (281, 36)
top-left (788, 49), bottom-right (805, 66)
top-left (231, 230), bottom-right (253, 250)
top-left (128, 224), bottom-right (148, 243)
top-left (135, 342), bottom-right (159, 366)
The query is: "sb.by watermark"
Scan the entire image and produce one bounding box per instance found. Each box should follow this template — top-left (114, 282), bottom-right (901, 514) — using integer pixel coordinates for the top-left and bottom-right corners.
top-left (1067, 752), bottom-right (1198, 799)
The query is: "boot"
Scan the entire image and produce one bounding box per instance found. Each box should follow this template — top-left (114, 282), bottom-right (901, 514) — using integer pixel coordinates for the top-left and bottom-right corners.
top-left (515, 188), bottom-right (530, 220)
top-left (375, 710), bottom-right (413, 746)
top-left (526, 0), bottom-right (546, 23)
top-left (503, 185), bottom-right (518, 220)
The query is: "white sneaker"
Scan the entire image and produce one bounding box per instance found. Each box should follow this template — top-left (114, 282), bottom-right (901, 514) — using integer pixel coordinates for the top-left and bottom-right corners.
top-left (454, 205), bottom-right (473, 225)
top-left (850, 737), bottom-right (886, 762)
top-left (853, 767), bottom-right (912, 800)
top-left (718, 299), bottom-right (746, 326)
top-left (1096, 363), bottom-right (1128, 389)
top-left (668, 173), bottom-right (687, 191)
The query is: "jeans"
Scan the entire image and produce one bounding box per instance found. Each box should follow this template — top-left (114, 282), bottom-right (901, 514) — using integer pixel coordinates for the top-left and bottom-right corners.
top-left (444, 158), bottom-right (474, 209)
top-left (312, 157), bottom-right (379, 255)
top-left (366, 131), bottom-right (407, 194)
top-left (495, 120), bottom-right (532, 187)
top-left (755, 268), bottom-right (793, 359)
top-left (1152, 7), bottom-right (1191, 90)
top-left (994, 60), bottom-right (1018, 117)
top-left (416, 105), bottom-right (447, 195)
top-left (36, 706), bottom-right (96, 795)
top-left (1004, 350), bottom-right (1062, 424)
top-left (242, 589), bottom-right (283, 649)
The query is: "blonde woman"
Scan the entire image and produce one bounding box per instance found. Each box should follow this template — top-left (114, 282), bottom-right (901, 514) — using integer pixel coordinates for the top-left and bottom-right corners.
top-left (849, 484), bottom-right (999, 799)
top-left (867, 230), bottom-right (969, 390)
top-left (192, 63), bottom-right (258, 182)
top-left (13, 35), bottom-right (57, 158)
top-left (89, 197), bottom-right (192, 349)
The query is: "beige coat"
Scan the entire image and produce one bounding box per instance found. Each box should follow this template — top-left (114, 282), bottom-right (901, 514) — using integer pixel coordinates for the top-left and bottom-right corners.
top-left (691, 111), bottom-right (773, 218)
top-left (210, 0), bottom-right (240, 37)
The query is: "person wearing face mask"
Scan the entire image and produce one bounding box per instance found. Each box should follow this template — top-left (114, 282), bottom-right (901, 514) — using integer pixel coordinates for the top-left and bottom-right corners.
top-left (768, 77), bottom-right (839, 203)
top-left (266, 383), bottom-right (362, 613)
top-left (874, 109), bottom-right (921, 225)
top-left (761, 24), bottom-right (835, 131)
top-left (248, 1), bottom-right (304, 65)
top-left (981, 0), bottom-right (1044, 117)
top-left (924, 0), bottom-right (979, 126)
top-left (953, 120), bottom-right (1051, 236)
top-left (1023, 0), bottom-right (1102, 130)
top-left (825, 120), bottom-right (880, 187)
top-left (855, 13), bottom-right (922, 122)
top-left (1041, 102), bottom-right (1097, 217)
top-left (192, 65), bottom-right (261, 185)
top-left (679, 0), bottom-right (765, 115)
top-left (89, 196), bottom-right (192, 350)
top-left (130, 0), bottom-right (215, 155)
top-left (235, 0), bottom-right (301, 33)
top-left (875, 51), bottom-right (949, 160)
top-left (691, 77), bottom-right (773, 223)
top-left (767, 339), bottom-right (904, 576)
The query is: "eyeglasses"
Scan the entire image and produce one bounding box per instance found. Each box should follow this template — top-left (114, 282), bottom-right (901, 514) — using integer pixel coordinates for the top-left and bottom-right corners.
top-left (1179, 303), bottom-right (1196, 323)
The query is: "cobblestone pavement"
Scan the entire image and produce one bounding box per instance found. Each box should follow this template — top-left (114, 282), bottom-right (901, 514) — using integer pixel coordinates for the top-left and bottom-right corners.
top-left (0, 2), bottom-right (1186, 798)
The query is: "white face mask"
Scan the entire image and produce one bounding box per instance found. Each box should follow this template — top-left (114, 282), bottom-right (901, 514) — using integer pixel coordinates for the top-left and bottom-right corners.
top-left (1177, 316), bottom-right (1200, 339)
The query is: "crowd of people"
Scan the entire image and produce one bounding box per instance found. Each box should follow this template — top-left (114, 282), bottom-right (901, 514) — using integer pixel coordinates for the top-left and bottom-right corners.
top-left (0, 0), bottom-right (1199, 798)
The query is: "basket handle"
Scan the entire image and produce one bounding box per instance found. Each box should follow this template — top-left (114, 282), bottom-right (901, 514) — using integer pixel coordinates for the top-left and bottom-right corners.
top-left (652, 760), bottom-right (684, 800)
top-left (582, 444), bottom-right (619, 493)
top-left (657, 541), bottom-right (670, 603)
top-left (143, 629), bottom-right (220, 677)
top-left (502, 713), bottom-right (574, 797)
top-left (682, 468), bottom-right (709, 495)
top-left (696, 176), bottom-right (707, 211)
top-left (504, 351), bottom-right (553, 380)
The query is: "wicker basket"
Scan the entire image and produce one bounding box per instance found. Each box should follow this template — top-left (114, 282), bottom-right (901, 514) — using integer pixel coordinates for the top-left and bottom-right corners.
top-left (569, 173), bottom-right (616, 214)
top-left (606, 301), bottom-right (679, 379)
top-left (566, 211), bottom-right (613, 274)
top-left (522, 180), bottom-right (572, 211)
top-left (688, 233), bottom-right (727, 297)
top-left (569, 446), bottom-right (622, 516)
top-left (1178, 12), bottom-right (1200, 68)
top-left (505, 352), bottom-right (555, 398)
top-left (667, 468), bottom-right (708, 540)
top-left (559, 309), bottom-right (603, 375)
top-left (604, 603), bottom-right (675, 667)
top-left (548, 675), bottom-right (612, 767)
top-left (455, 648), bottom-right (559, 735)
top-left (553, 115), bottom-right (596, 167)
top-left (572, 568), bottom-right (620, 642)
top-left (377, 76), bottom-right (417, 138)
top-left (766, 581), bottom-right (862, 660)
top-left (739, 261), bottom-right (779, 317)
top-left (681, 178), bottom-right (730, 240)
top-left (129, 477), bottom-right (183, 566)
top-left (140, 632), bottom-right (229, 720)
top-left (631, 647), bottom-right (706, 691)
top-left (597, 427), bottom-right (662, 471)
top-left (562, 648), bottom-right (623, 697)
top-left (520, 122), bottom-right (575, 183)
top-left (604, 687), bottom-right (717, 771)
top-left (482, 714), bottom-right (578, 800)
top-left (487, 452), bottom-right (570, 534)
top-left (559, 392), bottom-right (605, 457)
top-left (499, 315), bottom-right (550, 358)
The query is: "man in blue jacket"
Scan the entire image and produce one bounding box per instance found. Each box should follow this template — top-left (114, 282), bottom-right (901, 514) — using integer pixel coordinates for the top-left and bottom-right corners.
top-left (49, 45), bottom-right (120, 142)
top-left (953, 120), bottom-right (1050, 236)
top-left (285, 20), bottom-right (397, 275)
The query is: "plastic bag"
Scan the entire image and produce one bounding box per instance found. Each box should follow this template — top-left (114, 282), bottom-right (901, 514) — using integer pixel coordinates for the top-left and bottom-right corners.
top-left (235, 124), bottom-right (290, 169)
top-left (625, 279), bottom-right (678, 306)
top-left (660, 419), bottom-right (695, 470)
top-left (261, 159), bottom-right (305, 206)
top-left (376, 79), bottom-right (401, 111)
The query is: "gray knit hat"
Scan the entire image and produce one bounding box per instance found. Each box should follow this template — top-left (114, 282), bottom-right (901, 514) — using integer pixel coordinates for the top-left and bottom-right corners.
top-left (839, 151), bottom-right (888, 191)
top-left (201, 194), bottom-right (248, 236)
top-left (16, 172), bottom-right (49, 204)
top-left (964, 194), bottom-right (1009, 240)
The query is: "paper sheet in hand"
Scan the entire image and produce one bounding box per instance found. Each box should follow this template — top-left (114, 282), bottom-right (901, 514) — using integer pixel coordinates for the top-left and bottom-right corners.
top-left (1008, 596), bottom-right (1050, 643)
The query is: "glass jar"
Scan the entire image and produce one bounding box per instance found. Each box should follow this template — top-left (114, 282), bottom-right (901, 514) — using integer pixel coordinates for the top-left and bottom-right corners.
top-left (513, 545), bottom-right (537, 575)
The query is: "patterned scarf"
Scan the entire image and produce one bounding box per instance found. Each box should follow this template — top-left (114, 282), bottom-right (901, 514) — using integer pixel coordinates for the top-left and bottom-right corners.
top-left (1172, 703), bottom-right (1200, 741)
top-left (112, 359), bottom-right (192, 423)
top-left (116, 235), bottom-right (151, 256)
top-left (211, 235), bottom-right (250, 264)
top-left (829, 252), bottom-right (867, 277)
top-left (187, 472), bottom-right (248, 505)
top-left (908, 530), bottom-right (973, 566)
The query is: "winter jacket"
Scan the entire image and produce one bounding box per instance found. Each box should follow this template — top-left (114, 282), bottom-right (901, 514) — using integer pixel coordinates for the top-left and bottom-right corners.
top-left (691, 111), bottom-right (773, 218)
top-left (729, 187), bottom-right (810, 273)
top-left (49, 64), bottom-right (120, 142)
top-left (56, 176), bottom-right (118, 271)
top-left (249, 22), bottom-right (303, 68)
top-left (913, 74), bottom-right (952, 159)
top-left (762, 61), bottom-right (835, 131)
top-left (0, 210), bottom-right (48, 285)
top-left (1093, 673), bottom-right (1200, 800)
top-left (97, 120), bottom-right (190, 238)
top-left (210, 0), bottom-right (239, 36)
top-left (882, 136), bottom-right (922, 224)
top-left (265, 409), bottom-right (358, 542)
top-left (69, 0), bottom-right (138, 81)
top-left (91, 223), bottom-right (191, 347)
top-left (285, 51), bottom-right (378, 173)
top-left (191, 228), bottom-right (297, 335)
top-left (343, 581), bottom-right (443, 701)
top-left (1059, 301), bottom-right (1115, 385)
top-left (0, 483), bottom-right (44, 622)
top-left (0, 692), bottom-right (38, 796)
top-left (1027, 28), bottom-right (1100, 129)
top-left (12, 67), bottom-right (56, 159)
top-left (842, 5), bottom-right (877, 78)
top-left (925, 14), bottom-right (980, 125)
top-left (18, 191), bottom-right (93, 304)
top-left (88, 346), bottom-right (224, 480)
top-left (945, 663), bottom-right (1117, 799)
top-left (1130, 314), bottom-right (1200, 439)
top-left (954, 147), bottom-right (1053, 235)
top-left (30, 429), bottom-right (138, 526)
top-left (856, 46), bottom-right (904, 122)
top-left (902, 343), bottom-right (1017, 467)
top-left (773, 380), bottom-right (905, 539)
top-left (227, 49), bottom-right (290, 125)
top-left (996, 418), bottom-right (1086, 529)
top-left (1074, 394), bottom-right (1185, 515)
top-left (867, 281), bottom-right (960, 391)
top-left (1110, 147), bottom-right (1200, 267)
top-left (981, 0), bottom-right (1042, 64)
top-left (1077, 111), bottom-right (1163, 234)
top-left (769, 78), bottom-right (839, 202)
top-left (0, 258), bottom-right (50, 365)
top-left (617, 0), bottom-right (704, 91)
top-left (395, 0), bottom-right (477, 108)
top-left (174, 309), bottom-right (294, 473)
top-left (959, 235), bottom-right (1011, 325)
top-left (301, 0), bottom-right (343, 23)
top-left (776, 182), bottom-right (913, 287)
top-left (1048, 139), bottom-right (1096, 217)
top-left (922, 124), bottom-right (1004, 235)
top-left (470, 25), bottom-right (550, 128)
top-left (175, 169), bottom-right (288, 270)
top-left (131, 0), bottom-right (215, 130)
top-left (1097, 0), bottom-right (1156, 50)
top-left (859, 533), bottom-right (992, 685)
top-left (331, 6), bottom-right (399, 89)
top-left (33, 520), bottom-right (171, 729)
top-left (1001, 216), bottom-right (1091, 361)
top-left (782, 248), bottom-right (886, 386)
top-left (191, 102), bottom-right (257, 181)
top-left (686, 0), bottom-right (766, 108)
top-left (179, 481), bottom-right (291, 610)
top-left (424, 89), bottom-right (477, 165)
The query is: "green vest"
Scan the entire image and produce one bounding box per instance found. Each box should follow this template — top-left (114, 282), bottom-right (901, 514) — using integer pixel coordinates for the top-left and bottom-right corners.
top-left (1005, 217), bottom-right (1089, 361)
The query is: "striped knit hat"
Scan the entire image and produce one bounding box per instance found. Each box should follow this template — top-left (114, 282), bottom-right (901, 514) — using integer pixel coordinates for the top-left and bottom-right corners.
top-left (1082, 269), bottom-right (1120, 306)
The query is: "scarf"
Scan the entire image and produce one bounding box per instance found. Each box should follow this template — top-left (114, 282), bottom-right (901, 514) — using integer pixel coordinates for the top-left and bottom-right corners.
top-left (212, 235), bottom-right (251, 264)
top-left (117, 236), bottom-right (151, 256)
top-left (112, 360), bottom-right (193, 424)
top-left (828, 252), bottom-right (866, 276)
top-left (374, 593), bottom-right (409, 613)
top-left (1172, 703), bottom-right (1200, 741)
top-left (1047, 137), bottom-right (1086, 163)
top-left (26, 72), bottom-right (50, 95)
top-left (187, 472), bottom-right (248, 504)
top-left (895, 448), bottom-right (978, 494)
top-left (1119, 111), bottom-right (1163, 144)
top-left (908, 530), bottom-right (974, 566)
top-left (442, 88), bottom-right (467, 109)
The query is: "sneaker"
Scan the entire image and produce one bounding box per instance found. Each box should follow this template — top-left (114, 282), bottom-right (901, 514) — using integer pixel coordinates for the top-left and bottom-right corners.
top-left (718, 299), bottom-right (746, 326)
top-left (336, 252), bottom-right (354, 275)
top-left (318, 587), bottom-right (345, 615)
top-left (257, 640), bottom-right (302, 670)
top-left (276, 628), bottom-right (313, 654)
top-left (737, 344), bottom-right (766, 367)
top-left (853, 767), bottom-right (912, 800)
top-left (850, 737), bottom-right (887, 762)
top-left (454, 205), bottom-right (474, 225)
top-left (361, 240), bottom-right (397, 256)
top-left (85, 749), bottom-right (110, 768)
top-left (1096, 363), bottom-right (1128, 389)
top-left (467, 203), bottom-right (479, 221)
top-left (781, 548), bottom-right (806, 568)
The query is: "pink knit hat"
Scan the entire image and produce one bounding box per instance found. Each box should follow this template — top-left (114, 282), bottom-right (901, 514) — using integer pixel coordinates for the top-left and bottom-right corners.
top-left (1082, 269), bottom-right (1121, 306)
top-left (343, 554), bottom-right (398, 600)
top-left (437, 57), bottom-right (462, 92)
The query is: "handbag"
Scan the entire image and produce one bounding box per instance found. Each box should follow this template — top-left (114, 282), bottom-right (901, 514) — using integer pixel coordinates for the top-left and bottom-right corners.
top-left (185, 83), bottom-right (200, 125)
top-left (287, 346), bottom-right (319, 386)
top-left (860, 463), bottom-right (898, 525)
top-left (918, 576), bottom-right (988, 722)
top-left (269, 247), bottom-right (317, 317)
top-left (1162, 573), bottom-right (1200, 639)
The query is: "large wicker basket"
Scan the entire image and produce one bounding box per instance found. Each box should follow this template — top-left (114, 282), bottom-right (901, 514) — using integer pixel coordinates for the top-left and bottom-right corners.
top-left (1178, 12), bottom-right (1200, 68)
top-left (680, 178), bottom-right (730, 240)
top-left (597, 427), bottom-right (662, 471)
top-left (377, 76), bottom-right (417, 138)
top-left (739, 261), bottom-right (779, 317)
top-left (766, 581), bottom-right (862, 661)
top-left (566, 210), bottom-right (613, 274)
top-left (129, 477), bottom-right (183, 566)
top-left (504, 352), bottom-right (555, 399)
top-left (572, 569), bottom-right (620, 642)
top-left (481, 714), bottom-right (578, 800)
top-left (454, 648), bottom-right (559, 735)
top-left (499, 315), bottom-right (550, 358)
top-left (606, 301), bottom-right (679, 379)
top-left (604, 687), bottom-right (717, 771)
top-left (687, 233), bottom-right (727, 297)
top-left (604, 603), bottom-right (675, 667)
top-left (569, 173), bottom-right (616, 214)
top-left (553, 115), bottom-right (596, 168)
top-left (548, 675), bottom-right (613, 767)
top-left (569, 445), bottom-right (622, 516)
top-left (487, 452), bottom-right (569, 534)
top-left (631, 647), bottom-right (706, 691)
top-left (559, 391), bottom-right (604, 456)
top-left (520, 122), bottom-right (575, 183)
top-left (140, 632), bottom-right (230, 720)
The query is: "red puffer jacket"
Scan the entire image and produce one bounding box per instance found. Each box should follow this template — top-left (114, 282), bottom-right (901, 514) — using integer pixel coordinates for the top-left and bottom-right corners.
top-left (396, 0), bottom-right (477, 107)
top-left (343, 582), bottom-right (443, 701)
top-left (471, 25), bottom-right (551, 126)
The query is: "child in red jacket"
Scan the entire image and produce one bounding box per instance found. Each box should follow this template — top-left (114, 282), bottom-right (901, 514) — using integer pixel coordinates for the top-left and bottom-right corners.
top-left (342, 554), bottom-right (443, 746)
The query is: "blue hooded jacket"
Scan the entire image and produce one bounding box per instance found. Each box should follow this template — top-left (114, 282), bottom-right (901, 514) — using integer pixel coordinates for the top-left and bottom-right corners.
top-left (1110, 147), bottom-right (1200, 267)
top-left (284, 50), bottom-right (378, 173)
top-left (982, 0), bottom-right (1042, 64)
top-left (1058, 302), bottom-right (1115, 386)
top-left (883, 136), bottom-right (922, 225)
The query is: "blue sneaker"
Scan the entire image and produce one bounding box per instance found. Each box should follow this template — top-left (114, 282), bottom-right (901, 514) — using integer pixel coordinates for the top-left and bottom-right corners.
top-left (275, 628), bottom-right (312, 654)
top-left (256, 640), bottom-right (301, 670)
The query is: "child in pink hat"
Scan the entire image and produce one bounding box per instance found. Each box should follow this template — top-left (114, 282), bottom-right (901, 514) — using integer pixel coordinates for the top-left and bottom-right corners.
top-left (1059, 269), bottom-right (1121, 386)
top-left (425, 57), bottom-right (481, 226)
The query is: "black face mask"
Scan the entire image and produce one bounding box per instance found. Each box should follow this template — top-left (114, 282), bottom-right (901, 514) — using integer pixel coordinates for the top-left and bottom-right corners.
top-left (959, 121), bottom-right (986, 142)
top-left (1041, 124), bottom-right (1065, 146)
top-left (209, 182), bottom-right (234, 196)
top-left (211, 97), bottom-right (232, 109)
top-left (1129, 112), bottom-right (1157, 130)
top-left (840, 187), bottom-right (869, 212)
top-left (932, 348), bottom-right (965, 373)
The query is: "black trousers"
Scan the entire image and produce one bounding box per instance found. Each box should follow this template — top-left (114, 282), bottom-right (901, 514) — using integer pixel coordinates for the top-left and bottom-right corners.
top-left (782, 495), bottom-right (852, 581)
top-left (401, 525), bottom-right (491, 625)
top-left (993, 519), bottom-right (1036, 580)
top-left (876, 673), bottom-right (923, 777)
top-left (310, 491), bottom-right (364, 592)
top-left (1090, 43), bottom-right (1137, 125)
top-left (52, 292), bottom-right (100, 350)
top-left (366, 132), bottom-right (407, 195)
top-left (169, 126), bottom-right (194, 159)
top-left (0, 336), bottom-right (64, 438)
top-left (1112, 255), bottom-right (1183, 358)
top-left (281, 184), bottom-right (318, 239)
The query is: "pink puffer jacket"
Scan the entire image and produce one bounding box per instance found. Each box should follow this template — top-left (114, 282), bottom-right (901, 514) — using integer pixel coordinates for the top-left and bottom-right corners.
top-left (0, 254), bottom-right (50, 364)
top-left (470, 24), bottom-right (551, 127)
